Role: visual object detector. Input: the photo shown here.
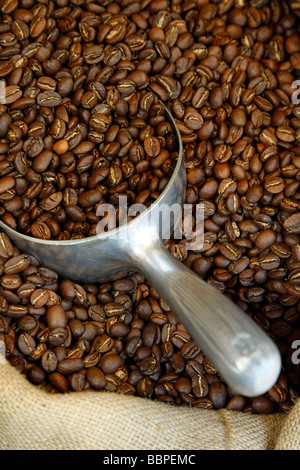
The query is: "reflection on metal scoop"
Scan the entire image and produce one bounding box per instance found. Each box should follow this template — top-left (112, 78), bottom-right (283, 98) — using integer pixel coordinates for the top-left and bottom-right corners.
top-left (0, 104), bottom-right (281, 397)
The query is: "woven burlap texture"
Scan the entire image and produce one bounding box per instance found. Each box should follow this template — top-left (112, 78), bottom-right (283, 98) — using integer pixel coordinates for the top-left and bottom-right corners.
top-left (0, 362), bottom-right (299, 450)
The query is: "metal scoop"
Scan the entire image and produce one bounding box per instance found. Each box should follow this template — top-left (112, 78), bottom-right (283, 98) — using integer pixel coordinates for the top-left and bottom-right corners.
top-left (0, 104), bottom-right (281, 397)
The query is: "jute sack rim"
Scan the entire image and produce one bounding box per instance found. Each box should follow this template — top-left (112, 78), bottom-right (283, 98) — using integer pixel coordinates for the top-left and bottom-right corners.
top-left (1, 362), bottom-right (299, 450)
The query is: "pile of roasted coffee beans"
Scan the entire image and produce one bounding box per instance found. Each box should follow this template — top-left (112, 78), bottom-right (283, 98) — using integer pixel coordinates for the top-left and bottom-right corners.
top-left (0, 0), bottom-right (300, 413)
top-left (0, 45), bottom-right (178, 238)
top-left (0, 229), bottom-right (290, 413)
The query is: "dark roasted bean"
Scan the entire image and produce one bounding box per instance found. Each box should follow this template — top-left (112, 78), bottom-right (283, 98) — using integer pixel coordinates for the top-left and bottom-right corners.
top-left (57, 357), bottom-right (84, 375)
top-left (48, 372), bottom-right (69, 392)
top-left (41, 350), bottom-right (58, 373)
top-left (46, 305), bottom-right (67, 330)
top-left (86, 367), bottom-right (107, 389)
top-left (18, 332), bottom-right (35, 355)
top-left (208, 382), bottom-right (227, 409)
top-left (252, 396), bottom-right (274, 414)
top-left (99, 353), bottom-right (122, 375)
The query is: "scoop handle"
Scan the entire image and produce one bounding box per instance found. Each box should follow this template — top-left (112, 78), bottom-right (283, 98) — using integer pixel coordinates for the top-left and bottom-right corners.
top-left (131, 238), bottom-right (281, 397)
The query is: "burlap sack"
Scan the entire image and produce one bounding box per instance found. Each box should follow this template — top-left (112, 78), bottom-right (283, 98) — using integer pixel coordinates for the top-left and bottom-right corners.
top-left (0, 360), bottom-right (299, 450)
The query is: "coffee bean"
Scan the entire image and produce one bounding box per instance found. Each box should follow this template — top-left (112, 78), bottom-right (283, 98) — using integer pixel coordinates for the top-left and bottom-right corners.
top-left (41, 350), bottom-right (58, 373)
top-left (48, 372), bottom-right (69, 392)
top-left (175, 377), bottom-right (192, 394)
top-left (112, 279), bottom-right (135, 293)
top-left (30, 289), bottom-right (49, 308)
top-left (264, 176), bottom-right (285, 194)
top-left (40, 192), bottom-right (63, 211)
top-left (284, 214), bottom-right (300, 234)
top-left (0, 233), bottom-right (14, 258)
top-left (46, 305), bottom-right (67, 329)
top-left (27, 366), bottom-right (45, 385)
top-left (0, 176), bottom-right (15, 194)
top-left (0, 314), bottom-right (9, 333)
top-left (219, 242), bottom-right (242, 261)
top-left (259, 253), bottom-right (281, 270)
top-left (191, 373), bottom-right (209, 398)
top-left (268, 384), bottom-right (287, 403)
top-left (226, 395), bottom-right (246, 411)
top-left (78, 189), bottom-right (102, 208)
top-left (7, 305), bottom-right (28, 318)
top-left (136, 377), bottom-right (154, 398)
top-left (18, 332), bottom-right (35, 355)
top-left (109, 321), bottom-right (129, 338)
top-left (48, 327), bottom-right (68, 347)
top-left (18, 315), bottom-right (37, 331)
top-left (208, 381), bottom-right (227, 409)
top-left (99, 353), bottom-right (122, 374)
top-left (31, 221), bottom-right (51, 240)
top-left (5, 85), bottom-right (22, 104)
top-left (52, 140), bottom-right (69, 155)
top-left (86, 367), bottom-right (107, 389)
top-left (57, 357), bottom-right (84, 375)
top-left (69, 372), bottom-right (86, 392)
top-left (252, 396), bottom-right (274, 414)
top-left (32, 150), bottom-right (54, 173)
top-left (255, 230), bottom-right (276, 251)
top-left (2, 275), bottom-right (21, 293)
top-left (37, 91), bottom-right (62, 107)
top-left (4, 255), bottom-right (31, 274)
